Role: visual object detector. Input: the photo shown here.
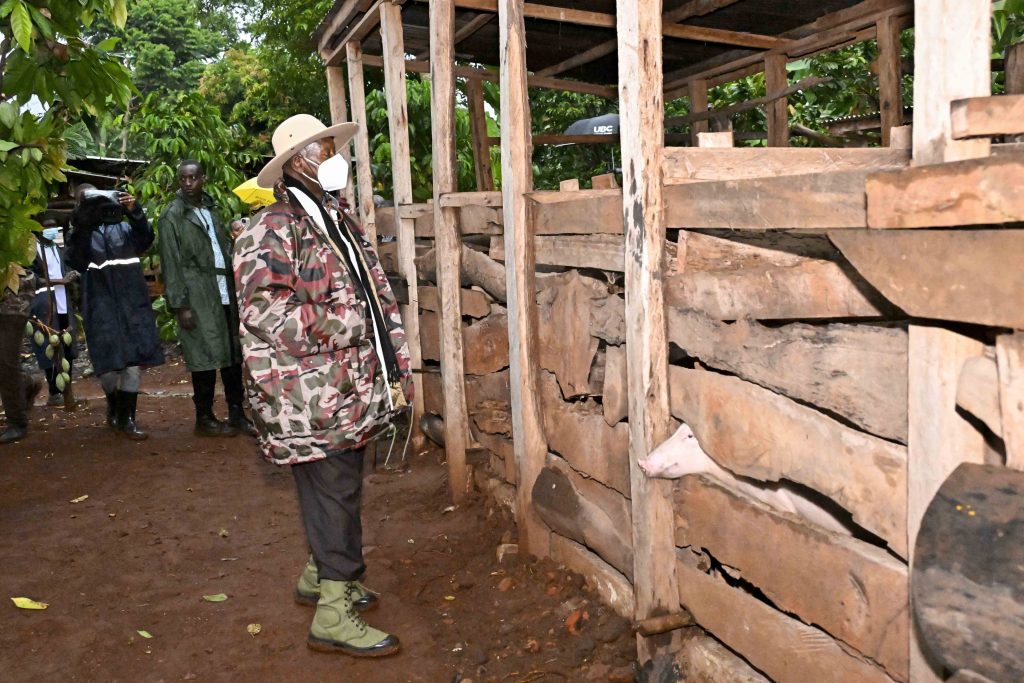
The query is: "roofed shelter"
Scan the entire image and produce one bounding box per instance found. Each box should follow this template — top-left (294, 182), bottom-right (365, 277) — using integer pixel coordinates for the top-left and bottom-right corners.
top-left (315, 1), bottom-right (1024, 679)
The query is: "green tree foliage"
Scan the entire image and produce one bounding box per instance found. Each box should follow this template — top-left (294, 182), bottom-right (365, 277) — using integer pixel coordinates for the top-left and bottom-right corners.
top-left (0, 0), bottom-right (133, 284)
top-left (127, 90), bottom-right (255, 227)
top-left (530, 88), bottom-right (619, 190)
top-left (103, 0), bottom-right (236, 95)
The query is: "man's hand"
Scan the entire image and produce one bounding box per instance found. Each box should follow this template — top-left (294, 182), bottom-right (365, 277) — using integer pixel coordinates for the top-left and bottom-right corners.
top-left (118, 192), bottom-right (138, 211)
top-left (176, 308), bottom-right (198, 332)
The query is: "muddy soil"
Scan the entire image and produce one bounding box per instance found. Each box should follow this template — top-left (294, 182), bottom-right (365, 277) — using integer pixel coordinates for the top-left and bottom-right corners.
top-left (0, 360), bottom-right (636, 682)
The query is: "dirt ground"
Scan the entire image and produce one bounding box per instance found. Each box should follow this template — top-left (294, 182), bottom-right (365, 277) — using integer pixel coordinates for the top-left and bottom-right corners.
top-left (0, 358), bottom-right (637, 682)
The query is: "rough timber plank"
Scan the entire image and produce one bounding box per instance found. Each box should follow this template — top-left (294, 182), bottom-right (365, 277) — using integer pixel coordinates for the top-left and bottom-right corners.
top-left (499, 0), bottom-right (549, 557)
top-left (380, 2), bottom-right (425, 448)
top-left (539, 370), bottom-right (630, 496)
top-left (677, 634), bottom-right (769, 683)
top-left (675, 553), bottom-right (898, 683)
top-left (346, 43), bottom-right (377, 240)
top-left (912, 0), bottom-right (991, 165)
top-left (550, 534), bottom-right (634, 619)
top-left (490, 234), bottom-right (625, 272)
top-left (533, 453), bottom-right (634, 580)
top-left (665, 232), bottom-right (891, 320)
top-left (877, 14), bottom-right (903, 147)
top-left (526, 189), bottom-right (623, 235)
top-left (663, 170), bottom-right (870, 230)
top-left (908, 326), bottom-right (987, 680)
top-left (676, 475), bottom-right (909, 681)
top-left (765, 54), bottom-right (789, 147)
top-left (951, 95), bottom-right (1024, 140)
top-left (536, 272), bottom-right (599, 398)
top-left (325, 66), bottom-right (356, 208)
top-left (668, 310), bottom-right (908, 442)
top-left (867, 154), bottom-right (1024, 228)
top-left (619, 0), bottom-right (678, 660)
top-left (466, 77), bottom-right (495, 192)
top-left (831, 230), bottom-right (1024, 329)
top-left (662, 147), bottom-right (909, 183)
top-left (418, 285), bottom-right (491, 319)
top-left (669, 366), bottom-right (908, 557)
top-left (957, 353), bottom-right (1002, 438)
top-left (602, 344), bottom-right (628, 426)
top-left (997, 333), bottom-right (1024, 470)
top-left (430, 0), bottom-right (470, 502)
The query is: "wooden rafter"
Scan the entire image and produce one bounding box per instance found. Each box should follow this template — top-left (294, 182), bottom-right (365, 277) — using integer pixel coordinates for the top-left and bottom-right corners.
top-left (421, 0), bottom-right (784, 49)
top-left (536, 0), bottom-right (744, 77)
top-left (360, 53), bottom-right (618, 99)
top-left (663, 0), bottom-right (912, 98)
top-left (415, 12), bottom-right (493, 60)
top-left (321, 0), bottom-right (386, 66)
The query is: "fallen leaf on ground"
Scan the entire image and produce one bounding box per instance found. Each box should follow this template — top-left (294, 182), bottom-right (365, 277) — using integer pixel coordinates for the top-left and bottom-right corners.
top-left (137, 630), bottom-right (152, 639)
top-left (247, 623), bottom-right (261, 637)
top-left (444, 595), bottom-right (456, 601)
top-left (11, 597), bottom-right (48, 610)
top-left (69, 495), bottom-right (88, 504)
top-left (202, 593), bottom-right (228, 602)
top-left (218, 528), bottom-right (229, 538)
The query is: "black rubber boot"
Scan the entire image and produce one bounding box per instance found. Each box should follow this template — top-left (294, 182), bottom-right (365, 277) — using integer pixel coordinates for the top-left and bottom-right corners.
top-left (0, 425), bottom-right (27, 444)
top-left (195, 412), bottom-right (238, 438)
top-left (227, 404), bottom-right (258, 437)
top-left (105, 391), bottom-right (120, 430)
top-left (117, 391), bottom-right (148, 441)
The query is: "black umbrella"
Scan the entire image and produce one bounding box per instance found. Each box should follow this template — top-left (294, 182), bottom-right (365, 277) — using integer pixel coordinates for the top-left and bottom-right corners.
top-left (564, 114), bottom-right (620, 136)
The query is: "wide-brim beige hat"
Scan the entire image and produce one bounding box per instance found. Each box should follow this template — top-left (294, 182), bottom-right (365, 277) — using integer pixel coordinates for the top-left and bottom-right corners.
top-left (256, 114), bottom-right (358, 188)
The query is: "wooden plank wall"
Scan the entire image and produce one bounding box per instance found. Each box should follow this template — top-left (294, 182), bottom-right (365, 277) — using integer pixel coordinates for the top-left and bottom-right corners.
top-left (339, 0), bottom-right (1020, 680)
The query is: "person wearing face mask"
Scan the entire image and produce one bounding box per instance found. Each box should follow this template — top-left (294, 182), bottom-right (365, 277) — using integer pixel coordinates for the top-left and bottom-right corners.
top-left (30, 220), bottom-right (79, 406)
top-left (158, 160), bottom-right (256, 438)
top-left (234, 114), bottom-right (414, 658)
top-left (67, 184), bottom-right (164, 440)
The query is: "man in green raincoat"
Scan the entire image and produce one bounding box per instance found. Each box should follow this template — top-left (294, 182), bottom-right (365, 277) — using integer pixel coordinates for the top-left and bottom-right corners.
top-left (159, 160), bottom-right (256, 438)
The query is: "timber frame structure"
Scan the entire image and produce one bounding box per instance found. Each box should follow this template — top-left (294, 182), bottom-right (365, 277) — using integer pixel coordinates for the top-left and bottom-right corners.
top-left (316, 0), bottom-right (1024, 679)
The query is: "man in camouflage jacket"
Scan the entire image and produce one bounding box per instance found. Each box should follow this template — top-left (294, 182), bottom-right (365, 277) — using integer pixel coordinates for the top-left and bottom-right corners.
top-left (234, 114), bottom-right (412, 658)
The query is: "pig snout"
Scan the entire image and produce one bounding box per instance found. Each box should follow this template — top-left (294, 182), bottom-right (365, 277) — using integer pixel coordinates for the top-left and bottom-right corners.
top-left (640, 423), bottom-right (706, 479)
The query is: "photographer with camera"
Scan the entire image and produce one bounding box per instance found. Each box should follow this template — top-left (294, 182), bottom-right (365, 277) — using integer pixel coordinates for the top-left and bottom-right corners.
top-left (67, 184), bottom-right (165, 440)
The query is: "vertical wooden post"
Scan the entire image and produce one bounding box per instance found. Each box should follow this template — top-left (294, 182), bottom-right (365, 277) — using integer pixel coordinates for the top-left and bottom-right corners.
top-left (913, 0), bottom-right (991, 165)
top-left (498, 0), bottom-right (549, 557)
top-left (326, 65), bottom-right (358, 208)
top-left (617, 0), bottom-right (678, 664)
top-left (908, 327), bottom-right (986, 681)
top-left (380, 2), bottom-right (425, 446)
top-left (346, 42), bottom-right (377, 244)
top-left (1006, 42), bottom-right (1024, 95)
top-left (765, 53), bottom-right (789, 147)
top-left (877, 15), bottom-right (903, 147)
top-left (467, 77), bottom-right (496, 191)
top-left (996, 333), bottom-right (1024, 470)
top-left (688, 79), bottom-right (709, 147)
top-left (909, 7), bottom-right (992, 681)
top-left (430, 0), bottom-right (470, 501)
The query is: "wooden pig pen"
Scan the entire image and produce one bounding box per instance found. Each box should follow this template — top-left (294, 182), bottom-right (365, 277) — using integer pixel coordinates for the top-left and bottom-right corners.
top-left (315, 0), bottom-right (1024, 680)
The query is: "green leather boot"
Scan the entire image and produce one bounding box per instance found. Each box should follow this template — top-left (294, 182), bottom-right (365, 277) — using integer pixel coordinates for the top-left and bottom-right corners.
top-left (294, 555), bottom-right (378, 612)
top-left (307, 580), bottom-right (399, 658)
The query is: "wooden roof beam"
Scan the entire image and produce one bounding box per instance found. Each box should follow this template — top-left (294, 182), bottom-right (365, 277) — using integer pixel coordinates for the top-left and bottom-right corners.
top-left (663, 0), bottom-right (912, 98)
top-left (320, 0), bottom-right (387, 66)
top-left (361, 53), bottom-right (618, 99)
top-left (415, 12), bottom-right (493, 60)
top-left (537, 0), bottom-right (745, 77)
top-left (427, 0), bottom-right (785, 49)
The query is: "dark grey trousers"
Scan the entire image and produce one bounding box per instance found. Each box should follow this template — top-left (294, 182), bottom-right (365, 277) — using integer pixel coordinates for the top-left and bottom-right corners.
top-left (0, 313), bottom-right (29, 429)
top-left (292, 449), bottom-right (366, 582)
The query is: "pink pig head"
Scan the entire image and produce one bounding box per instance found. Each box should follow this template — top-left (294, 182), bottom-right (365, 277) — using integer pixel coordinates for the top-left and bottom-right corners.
top-left (639, 422), bottom-right (712, 479)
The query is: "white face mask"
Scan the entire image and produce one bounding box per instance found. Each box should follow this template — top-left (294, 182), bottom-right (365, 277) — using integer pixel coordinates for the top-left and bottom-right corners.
top-left (301, 153), bottom-right (349, 192)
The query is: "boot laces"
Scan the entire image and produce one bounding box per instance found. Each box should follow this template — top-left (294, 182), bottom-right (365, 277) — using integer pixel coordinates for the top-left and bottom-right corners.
top-left (344, 583), bottom-right (368, 634)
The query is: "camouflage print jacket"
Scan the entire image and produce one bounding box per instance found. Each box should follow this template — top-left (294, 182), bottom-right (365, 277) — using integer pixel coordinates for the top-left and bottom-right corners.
top-left (233, 197), bottom-right (414, 465)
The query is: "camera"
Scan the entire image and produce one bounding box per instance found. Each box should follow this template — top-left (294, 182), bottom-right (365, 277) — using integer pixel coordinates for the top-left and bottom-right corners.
top-left (80, 189), bottom-right (125, 224)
